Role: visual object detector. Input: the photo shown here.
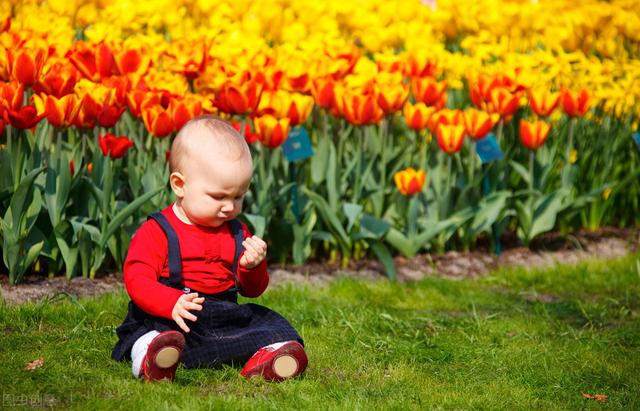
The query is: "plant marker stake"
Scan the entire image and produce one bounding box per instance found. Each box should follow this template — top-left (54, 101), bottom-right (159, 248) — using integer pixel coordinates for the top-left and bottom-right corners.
top-left (477, 133), bottom-right (504, 256)
top-left (282, 127), bottom-right (314, 223)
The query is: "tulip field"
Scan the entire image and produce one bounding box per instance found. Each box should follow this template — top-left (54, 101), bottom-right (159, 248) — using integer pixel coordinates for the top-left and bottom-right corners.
top-left (1, 0), bottom-right (639, 284)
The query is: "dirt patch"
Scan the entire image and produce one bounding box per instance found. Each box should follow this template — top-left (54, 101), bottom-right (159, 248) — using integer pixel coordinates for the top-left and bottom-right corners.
top-left (1, 227), bottom-right (638, 306)
top-left (0, 275), bottom-right (124, 307)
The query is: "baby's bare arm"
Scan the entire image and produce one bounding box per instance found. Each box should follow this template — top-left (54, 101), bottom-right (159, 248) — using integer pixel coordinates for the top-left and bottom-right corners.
top-left (171, 293), bottom-right (204, 333)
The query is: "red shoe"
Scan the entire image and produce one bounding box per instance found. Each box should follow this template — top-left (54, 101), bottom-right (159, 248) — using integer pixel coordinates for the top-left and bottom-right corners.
top-left (241, 341), bottom-right (308, 381)
top-left (141, 331), bottom-right (185, 382)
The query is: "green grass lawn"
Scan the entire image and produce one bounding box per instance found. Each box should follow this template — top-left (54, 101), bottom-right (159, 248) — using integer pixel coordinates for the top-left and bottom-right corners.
top-left (1, 254), bottom-right (639, 410)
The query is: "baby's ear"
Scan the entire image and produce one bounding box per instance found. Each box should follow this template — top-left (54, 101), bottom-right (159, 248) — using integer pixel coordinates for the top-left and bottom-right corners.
top-left (169, 172), bottom-right (186, 198)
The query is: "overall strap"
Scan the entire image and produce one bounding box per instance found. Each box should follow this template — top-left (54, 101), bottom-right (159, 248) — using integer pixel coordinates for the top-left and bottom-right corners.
top-left (148, 212), bottom-right (185, 291)
top-left (228, 218), bottom-right (245, 292)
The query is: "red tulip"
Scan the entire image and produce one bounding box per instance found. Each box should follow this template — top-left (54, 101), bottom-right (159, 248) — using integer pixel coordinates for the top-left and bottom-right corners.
top-left (3, 105), bottom-right (45, 129)
top-left (98, 133), bottom-right (134, 158)
top-left (232, 121), bottom-right (259, 144)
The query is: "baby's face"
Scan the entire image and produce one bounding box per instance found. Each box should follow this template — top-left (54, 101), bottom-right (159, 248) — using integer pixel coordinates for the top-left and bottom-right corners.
top-left (179, 151), bottom-right (253, 228)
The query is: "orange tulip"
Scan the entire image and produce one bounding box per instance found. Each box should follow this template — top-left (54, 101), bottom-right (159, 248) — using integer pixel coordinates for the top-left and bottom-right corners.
top-left (376, 80), bottom-right (409, 115)
top-left (257, 91), bottom-right (314, 126)
top-left (127, 89), bottom-right (155, 118)
top-left (529, 88), bottom-right (560, 117)
top-left (403, 102), bottom-right (434, 131)
top-left (33, 93), bottom-right (81, 128)
top-left (468, 73), bottom-right (521, 110)
top-left (489, 87), bottom-right (520, 120)
top-left (1, 15), bottom-right (10, 33)
top-left (394, 167), bottom-right (426, 196)
top-left (428, 109), bottom-right (464, 133)
top-left (114, 48), bottom-right (151, 78)
top-left (311, 77), bottom-right (336, 110)
top-left (404, 55), bottom-right (438, 78)
top-left (411, 77), bottom-right (447, 108)
top-left (375, 55), bottom-right (404, 73)
top-left (163, 40), bottom-right (208, 80)
top-left (463, 108), bottom-right (498, 140)
top-left (142, 104), bottom-right (175, 138)
top-left (287, 72), bottom-right (310, 93)
top-left (169, 96), bottom-right (203, 130)
top-left (66, 41), bottom-right (115, 82)
top-left (33, 61), bottom-right (79, 98)
top-left (338, 89), bottom-right (384, 126)
top-left (325, 46), bottom-right (360, 80)
top-left (0, 82), bottom-right (24, 112)
top-left (519, 119), bottom-right (551, 150)
top-left (285, 93), bottom-right (314, 126)
top-left (561, 88), bottom-right (590, 117)
top-left (80, 93), bottom-right (125, 128)
top-left (254, 115), bottom-right (290, 148)
top-left (213, 81), bottom-right (262, 115)
top-left (7, 48), bottom-right (46, 86)
top-left (436, 124), bottom-right (466, 154)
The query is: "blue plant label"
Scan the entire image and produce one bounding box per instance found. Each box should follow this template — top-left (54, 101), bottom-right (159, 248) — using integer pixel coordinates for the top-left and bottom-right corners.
top-left (282, 127), bottom-right (314, 162)
top-left (476, 133), bottom-right (504, 163)
top-left (632, 132), bottom-right (640, 152)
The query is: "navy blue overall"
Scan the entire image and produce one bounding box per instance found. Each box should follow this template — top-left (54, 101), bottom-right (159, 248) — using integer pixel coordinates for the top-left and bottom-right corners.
top-left (111, 212), bottom-right (303, 368)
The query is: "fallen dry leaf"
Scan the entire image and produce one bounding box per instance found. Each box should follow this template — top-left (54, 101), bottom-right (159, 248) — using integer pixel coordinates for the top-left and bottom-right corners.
top-left (581, 392), bottom-right (608, 402)
top-left (25, 358), bottom-right (44, 371)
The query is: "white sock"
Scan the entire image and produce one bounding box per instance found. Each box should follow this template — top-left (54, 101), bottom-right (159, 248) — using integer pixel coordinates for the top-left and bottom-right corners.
top-left (131, 330), bottom-right (160, 378)
top-left (264, 341), bottom-right (288, 351)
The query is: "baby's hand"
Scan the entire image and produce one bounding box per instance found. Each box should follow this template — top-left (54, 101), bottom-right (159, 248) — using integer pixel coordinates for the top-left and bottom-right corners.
top-left (171, 293), bottom-right (204, 333)
top-left (239, 235), bottom-right (267, 269)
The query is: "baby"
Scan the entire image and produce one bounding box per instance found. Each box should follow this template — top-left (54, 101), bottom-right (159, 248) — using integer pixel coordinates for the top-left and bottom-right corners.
top-left (112, 116), bottom-right (307, 382)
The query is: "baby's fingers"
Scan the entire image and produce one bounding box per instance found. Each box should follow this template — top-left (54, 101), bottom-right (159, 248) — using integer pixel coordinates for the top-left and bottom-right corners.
top-left (185, 301), bottom-right (203, 311)
top-left (174, 316), bottom-right (190, 333)
top-left (179, 308), bottom-right (198, 322)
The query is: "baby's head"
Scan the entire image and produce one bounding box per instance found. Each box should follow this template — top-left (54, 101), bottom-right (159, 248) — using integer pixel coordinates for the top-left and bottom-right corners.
top-left (169, 115), bottom-right (253, 227)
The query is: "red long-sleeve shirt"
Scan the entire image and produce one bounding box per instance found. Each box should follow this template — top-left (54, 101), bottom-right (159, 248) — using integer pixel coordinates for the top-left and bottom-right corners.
top-left (123, 205), bottom-right (269, 319)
